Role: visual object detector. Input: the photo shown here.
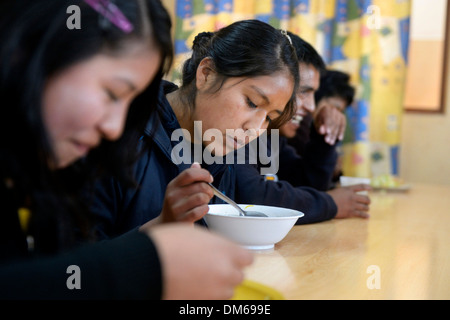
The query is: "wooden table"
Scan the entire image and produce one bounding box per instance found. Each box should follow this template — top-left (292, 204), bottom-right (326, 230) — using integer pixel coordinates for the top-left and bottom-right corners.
top-left (244, 183), bottom-right (450, 299)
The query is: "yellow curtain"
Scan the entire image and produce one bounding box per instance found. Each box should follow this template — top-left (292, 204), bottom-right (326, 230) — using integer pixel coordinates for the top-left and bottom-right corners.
top-left (170, 0), bottom-right (411, 178)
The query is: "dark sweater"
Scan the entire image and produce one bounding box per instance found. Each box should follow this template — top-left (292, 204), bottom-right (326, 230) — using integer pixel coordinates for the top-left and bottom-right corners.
top-left (89, 81), bottom-right (338, 239)
top-left (0, 177), bottom-right (162, 299)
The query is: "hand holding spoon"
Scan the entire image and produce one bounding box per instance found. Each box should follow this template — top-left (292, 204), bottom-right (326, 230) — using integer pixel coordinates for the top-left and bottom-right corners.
top-left (208, 183), bottom-right (268, 217)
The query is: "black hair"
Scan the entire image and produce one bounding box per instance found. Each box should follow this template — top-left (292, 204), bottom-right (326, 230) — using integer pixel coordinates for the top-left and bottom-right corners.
top-left (0, 0), bottom-right (173, 251)
top-left (287, 31), bottom-right (326, 75)
top-left (179, 19), bottom-right (299, 129)
top-left (314, 70), bottom-right (355, 107)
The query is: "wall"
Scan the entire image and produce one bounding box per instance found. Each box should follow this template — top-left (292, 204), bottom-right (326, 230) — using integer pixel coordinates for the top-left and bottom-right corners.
top-left (400, 41), bottom-right (450, 185)
top-left (404, 0), bottom-right (447, 111)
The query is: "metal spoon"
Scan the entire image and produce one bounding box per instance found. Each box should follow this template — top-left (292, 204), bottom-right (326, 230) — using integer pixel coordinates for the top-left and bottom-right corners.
top-left (208, 183), bottom-right (268, 217)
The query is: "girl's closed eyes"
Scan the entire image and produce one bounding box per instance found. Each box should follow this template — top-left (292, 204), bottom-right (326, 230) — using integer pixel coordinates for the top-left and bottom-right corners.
top-left (105, 89), bottom-right (120, 102)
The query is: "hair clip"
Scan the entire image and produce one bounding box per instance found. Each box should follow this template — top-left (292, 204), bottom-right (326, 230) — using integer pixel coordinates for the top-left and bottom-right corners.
top-left (281, 29), bottom-right (293, 46)
top-left (84, 0), bottom-right (134, 33)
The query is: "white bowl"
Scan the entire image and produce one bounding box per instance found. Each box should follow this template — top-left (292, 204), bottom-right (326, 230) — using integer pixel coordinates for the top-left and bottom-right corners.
top-left (204, 204), bottom-right (304, 250)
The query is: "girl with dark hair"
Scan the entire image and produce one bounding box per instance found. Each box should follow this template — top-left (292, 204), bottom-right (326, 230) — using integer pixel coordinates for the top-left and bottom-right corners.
top-left (0, 0), bottom-right (252, 299)
top-left (90, 19), bottom-right (300, 234)
top-left (236, 33), bottom-right (370, 223)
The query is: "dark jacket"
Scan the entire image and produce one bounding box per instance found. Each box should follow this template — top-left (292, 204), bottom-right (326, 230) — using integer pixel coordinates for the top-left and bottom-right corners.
top-left (89, 81), bottom-right (231, 238)
top-left (0, 175), bottom-right (161, 299)
top-left (90, 81), bottom-right (338, 238)
top-left (233, 132), bottom-right (338, 224)
top-left (278, 129), bottom-right (338, 191)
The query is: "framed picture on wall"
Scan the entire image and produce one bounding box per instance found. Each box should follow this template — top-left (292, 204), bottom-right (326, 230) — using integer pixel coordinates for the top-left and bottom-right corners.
top-left (404, 0), bottom-right (449, 113)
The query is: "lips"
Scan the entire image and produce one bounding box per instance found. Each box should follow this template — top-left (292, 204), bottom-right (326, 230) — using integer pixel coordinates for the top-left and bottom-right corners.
top-left (72, 140), bottom-right (99, 156)
top-left (73, 142), bottom-right (90, 156)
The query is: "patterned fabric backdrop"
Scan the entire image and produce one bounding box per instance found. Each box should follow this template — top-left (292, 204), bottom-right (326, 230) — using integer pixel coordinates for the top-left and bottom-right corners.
top-left (170, 0), bottom-right (411, 178)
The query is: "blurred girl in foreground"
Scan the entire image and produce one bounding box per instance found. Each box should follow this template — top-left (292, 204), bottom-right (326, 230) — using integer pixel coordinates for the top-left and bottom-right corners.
top-left (0, 0), bottom-right (251, 299)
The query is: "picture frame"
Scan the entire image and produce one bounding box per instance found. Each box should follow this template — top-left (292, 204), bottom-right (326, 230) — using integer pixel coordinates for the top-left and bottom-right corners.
top-left (404, 0), bottom-right (449, 113)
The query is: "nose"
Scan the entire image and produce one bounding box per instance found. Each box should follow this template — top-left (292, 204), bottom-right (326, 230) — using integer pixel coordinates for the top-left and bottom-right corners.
top-left (296, 93), bottom-right (316, 115)
top-left (245, 109), bottom-right (268, 131)
top-left (305, 99), bottom-right (316, 113)
top-left (295, 95), bottom-right (303, 113)
top-left (98, 104), bottom-right (128, 141)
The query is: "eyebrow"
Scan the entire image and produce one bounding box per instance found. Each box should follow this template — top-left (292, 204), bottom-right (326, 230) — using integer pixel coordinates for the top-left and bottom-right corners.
top-left (299, 85), bottom-right (315, 92)
top-left (250, 85), bottom-right (284, 115)
top-left (273, 109), bottom-right (283, 116)
top-left (250, 85), bottom-right (270, 105)
top-left (114, 77), bottom-right (137, 92)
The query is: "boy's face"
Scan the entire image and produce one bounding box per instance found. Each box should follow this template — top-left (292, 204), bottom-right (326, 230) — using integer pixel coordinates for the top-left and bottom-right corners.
top-left (280, 63), bottom-right (320, 138)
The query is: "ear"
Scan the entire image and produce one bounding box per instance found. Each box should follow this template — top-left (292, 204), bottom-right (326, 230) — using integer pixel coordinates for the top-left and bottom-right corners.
top-left (195, 57), bottom-right (216, 91)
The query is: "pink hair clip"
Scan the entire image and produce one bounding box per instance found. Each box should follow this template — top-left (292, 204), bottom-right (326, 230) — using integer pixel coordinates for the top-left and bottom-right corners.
top-left (84, 0), bottom-right (134, 33)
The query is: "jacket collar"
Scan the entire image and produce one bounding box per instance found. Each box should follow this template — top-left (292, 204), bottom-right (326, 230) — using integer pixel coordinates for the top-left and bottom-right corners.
top-left (142, 81), bottom-right (228, 177)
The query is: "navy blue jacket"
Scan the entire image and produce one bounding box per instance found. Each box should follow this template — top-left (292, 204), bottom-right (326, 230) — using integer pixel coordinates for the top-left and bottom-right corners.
top-left (278, 129), bottom-right (337, 191)
top-left (233, 130), bottom-right (338, 224)
top-left (90, 81), bottom-right (338, 238)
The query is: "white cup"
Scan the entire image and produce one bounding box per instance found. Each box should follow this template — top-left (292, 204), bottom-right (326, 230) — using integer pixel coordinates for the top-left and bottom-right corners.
top-left (339, 176), bottom-right (371, 195)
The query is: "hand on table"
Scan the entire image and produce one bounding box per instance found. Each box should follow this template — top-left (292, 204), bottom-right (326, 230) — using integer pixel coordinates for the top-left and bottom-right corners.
top-left (327, 184), bottom-right (372, 219)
